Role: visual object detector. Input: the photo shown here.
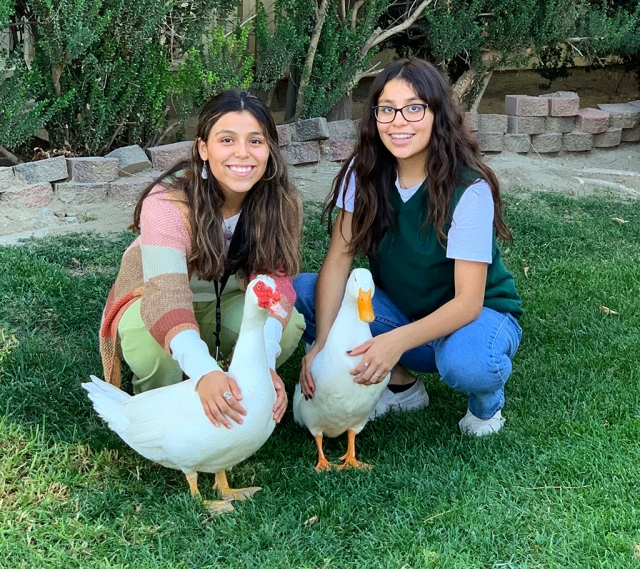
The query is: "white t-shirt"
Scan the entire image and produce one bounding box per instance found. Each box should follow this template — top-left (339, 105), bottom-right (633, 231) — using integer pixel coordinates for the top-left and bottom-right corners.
top-left (337, 169), bottom-right (494, 263)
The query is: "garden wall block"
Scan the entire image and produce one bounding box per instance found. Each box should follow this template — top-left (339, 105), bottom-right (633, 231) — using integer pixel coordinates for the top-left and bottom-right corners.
top-left (0, 166), bottom-right (23, 192)
top-left (321, 140), bottom-right (355, 162)
top-left (593, 128), bottom-right (622, 148)
top-left (629, 100), bottom-right (640, 110)
top-left (531, 133), bottom-right (562, 153)
top-left (0, 182), bottom-right (53, 208)
top-left (621, 124), bottom-right (640, 142)
top-left (281, 142), bottom-right (321, 165)
top-left (465, 112), bottom-right (479, 132)
top-left (596, 103), bottom-right (640, 129)
top-left (503, 134), bottom-right (530, 153)
top-left (478, 114), bottom-right (508, 134)
top-left (105, 145), bottom-right (152, 175)
top-left (562, 132), bottom-right (594, 152)
top-left (66, 157), bottom-right (119, 183)
top-left (546, 116), bottom-right (575, 133)
top-left (542, 92), bottom-right (580, 116)
top-left (476, 133), bottom-right (503, 152)
top-left (507, 116), bottom-right (545, 135)
top-left (108, 177), bottom-right (152, 203)
top-left (146, 141), bottom-right (193, 171)
top-left (276, 124), bottom-right (293, 147)
top-left (505, 95), bottom-right (548, 116)
top-left (576, 109), bottom-right (610, 134)
top-left (327, 119), bottom-right (358, 141)
top-left (293, 118), bottom-right (330, 142)
top-left (13, 156), bottom-right (68, 184)
top-left (55, 181), bottom-right (109, 204)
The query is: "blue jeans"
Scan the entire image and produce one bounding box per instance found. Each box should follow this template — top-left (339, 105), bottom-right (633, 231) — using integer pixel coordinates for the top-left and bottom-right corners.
top-left (293, 273), bottom-right (522, 420)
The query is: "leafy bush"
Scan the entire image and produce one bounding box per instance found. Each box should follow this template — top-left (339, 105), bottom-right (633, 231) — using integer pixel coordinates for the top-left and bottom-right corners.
top-left (173, 23), bottom-right (254, 120)
top-left (0, 55), bottom-right (57, 150)
top-left (25, 0), bottom-right (174, 155)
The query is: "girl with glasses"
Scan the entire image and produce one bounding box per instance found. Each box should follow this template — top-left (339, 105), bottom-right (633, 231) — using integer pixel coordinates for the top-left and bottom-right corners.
top-left (294, 59), bottom-right (522, 436)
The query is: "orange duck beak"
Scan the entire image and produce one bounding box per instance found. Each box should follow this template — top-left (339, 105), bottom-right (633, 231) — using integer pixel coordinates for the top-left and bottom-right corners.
top-left (357, 288), bottom-right (374, 323)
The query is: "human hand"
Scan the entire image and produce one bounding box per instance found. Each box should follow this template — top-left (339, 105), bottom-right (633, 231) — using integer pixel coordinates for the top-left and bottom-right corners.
top-left (349, 333), bottom-right (404, 385)
top-left (270, 368), bottom-right (288, 423)
top-left (196, 370), bottom-right (247, 428)
top-left (299, 343), bottom-right (321, 398)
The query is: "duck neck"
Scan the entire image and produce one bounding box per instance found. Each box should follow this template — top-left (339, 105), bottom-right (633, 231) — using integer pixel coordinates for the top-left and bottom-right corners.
top-left (228, 311), bottom-right (269, 382)
top-left (325, 296), bottom-right (371, 351)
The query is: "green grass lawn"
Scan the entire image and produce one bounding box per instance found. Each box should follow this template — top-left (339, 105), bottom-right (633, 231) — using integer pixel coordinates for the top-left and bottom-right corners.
top-left (1, 191), bottom-right (640, 568)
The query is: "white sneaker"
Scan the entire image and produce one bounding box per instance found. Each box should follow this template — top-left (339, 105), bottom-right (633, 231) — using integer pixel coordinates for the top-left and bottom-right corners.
top-left (458, 409), bottom-right (505, 436)
top-left (370, 380), bottom-right (430, 420)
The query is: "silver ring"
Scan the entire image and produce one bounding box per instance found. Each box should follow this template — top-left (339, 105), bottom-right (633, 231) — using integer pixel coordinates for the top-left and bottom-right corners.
top-left (363, 362), bottom-right (369, 367)
top-left (222, 391), bottom-right (233, 400)
top-left (373, 373), bottom-right (381, 377)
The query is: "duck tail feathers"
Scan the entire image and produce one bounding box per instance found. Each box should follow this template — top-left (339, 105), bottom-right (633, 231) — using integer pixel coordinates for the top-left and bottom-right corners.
top-left (82, 375), bottom-right (131, 433)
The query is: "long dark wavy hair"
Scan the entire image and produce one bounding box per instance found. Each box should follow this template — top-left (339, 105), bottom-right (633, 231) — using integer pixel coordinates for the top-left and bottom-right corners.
top-left (132, 90), bottom-right (301, 281)
top-left (327, 58), bottom-right (512, 256)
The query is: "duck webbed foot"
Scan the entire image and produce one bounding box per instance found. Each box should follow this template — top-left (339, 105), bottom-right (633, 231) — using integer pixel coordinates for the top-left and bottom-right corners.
top-left (337, 429), bottom-right (372, 470)
top-left (186, 471), bottom-right (235, 513)
top-left (314, 433), bottom-right (335, 472)
top-left (213, 470), bottom-right (262, 501)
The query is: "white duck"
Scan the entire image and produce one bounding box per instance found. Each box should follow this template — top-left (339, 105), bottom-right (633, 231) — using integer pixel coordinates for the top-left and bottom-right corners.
top-left (293, 268), bottom-right (390, 471)
top-left (83, 275), bottom-right (285, 513)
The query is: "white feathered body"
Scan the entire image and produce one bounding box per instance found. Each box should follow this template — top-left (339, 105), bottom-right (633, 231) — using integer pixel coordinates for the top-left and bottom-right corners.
top-left (84, 281), bottom-right (276, 475)
top-left (293, 269), bottom-right (390, 438)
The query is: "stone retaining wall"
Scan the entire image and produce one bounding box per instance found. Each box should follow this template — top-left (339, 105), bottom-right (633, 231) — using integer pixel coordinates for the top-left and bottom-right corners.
top-left (1, 93), bottom-right (639, 210)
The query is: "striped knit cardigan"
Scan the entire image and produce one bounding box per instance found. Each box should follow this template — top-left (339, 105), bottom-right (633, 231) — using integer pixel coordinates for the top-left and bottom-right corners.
top-left (99, 185), bottom-right (296, 387)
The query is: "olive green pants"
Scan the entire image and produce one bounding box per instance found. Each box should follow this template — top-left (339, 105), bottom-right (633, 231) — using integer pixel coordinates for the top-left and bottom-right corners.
top-left (117, 291), bottom-right (306, 394)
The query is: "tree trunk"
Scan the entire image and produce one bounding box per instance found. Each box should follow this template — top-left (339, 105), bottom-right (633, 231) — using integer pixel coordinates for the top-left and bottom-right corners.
top-left (292, 0), bottom-right (329, 121)
top-left (471, 70), bottom-right (494, 112)
top-left (0, 145), bottom-right (22, 164)
top-left (284, 65), bottom-right (301, 122)
top-left (327, 92), bottom-right (353, 121)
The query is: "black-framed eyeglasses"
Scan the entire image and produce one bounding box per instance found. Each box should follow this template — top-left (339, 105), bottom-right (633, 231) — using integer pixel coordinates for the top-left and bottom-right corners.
top-left (373, 103), bottom-right (429, 123)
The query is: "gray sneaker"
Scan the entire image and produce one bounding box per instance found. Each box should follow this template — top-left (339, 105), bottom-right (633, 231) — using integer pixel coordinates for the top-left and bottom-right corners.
top-left (370, 380), bottom-right (430, 420)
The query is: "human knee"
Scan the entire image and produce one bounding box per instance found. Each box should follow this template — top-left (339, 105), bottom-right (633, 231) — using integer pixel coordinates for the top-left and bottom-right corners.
top-left (440, 352), bottom-right (511, 394)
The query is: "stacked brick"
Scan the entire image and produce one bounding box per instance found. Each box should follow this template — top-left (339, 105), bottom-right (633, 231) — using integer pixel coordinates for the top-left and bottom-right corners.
top-left (2, 101), bottom-right (639, 209)
top-left (479, 93), bottom-right (640, 155)
top-left (0, 121), bottom-right (360, 209)
top-left (277, 117), bottom-right (359, 165)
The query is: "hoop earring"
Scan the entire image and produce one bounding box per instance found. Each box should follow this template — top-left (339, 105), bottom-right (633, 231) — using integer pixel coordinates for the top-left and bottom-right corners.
top-left (201, 162), bottom-right (208, 180)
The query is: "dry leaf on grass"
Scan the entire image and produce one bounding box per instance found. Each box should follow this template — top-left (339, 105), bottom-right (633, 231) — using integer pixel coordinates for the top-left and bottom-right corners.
top-left (612, 217), bottom-right (629, 224)
top-left (303, 515), bottom-right (319, 526)
top-left (599, 305), bottom-right (618, 315)
top-left (72, 257), bottom-right (80, 265)
top-left (524, 267), bottom-right (530, 278)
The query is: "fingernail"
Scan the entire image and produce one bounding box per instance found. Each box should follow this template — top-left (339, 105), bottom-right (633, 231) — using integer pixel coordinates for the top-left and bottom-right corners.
top-left (304, 395), bottom-right (309, 401)
top-left (346, 350), bottom-right (352, 354)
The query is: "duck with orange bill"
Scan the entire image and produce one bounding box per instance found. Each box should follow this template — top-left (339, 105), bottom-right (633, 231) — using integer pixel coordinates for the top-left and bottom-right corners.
top-left (293, 268), bottom-right (390, 471)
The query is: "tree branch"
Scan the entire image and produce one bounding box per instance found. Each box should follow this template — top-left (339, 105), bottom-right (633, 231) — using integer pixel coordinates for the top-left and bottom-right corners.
top-left (360, 0), bottom-right (433, 56)
top-left (350, 0), bottom-right (366, 29)
top-left (293, 0), bottom-right (329, 121)
top-left (0, 145), bottom-right (22, 164)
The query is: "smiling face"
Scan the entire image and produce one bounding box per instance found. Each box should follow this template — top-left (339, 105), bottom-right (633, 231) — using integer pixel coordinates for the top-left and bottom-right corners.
top-left (376, 78), bottom-right (434, 171)
top-left (197, 110), bottom-right (270, 209)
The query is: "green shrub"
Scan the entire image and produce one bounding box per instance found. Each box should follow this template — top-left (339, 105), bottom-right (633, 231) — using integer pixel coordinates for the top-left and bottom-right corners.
top-left (26, 0), bottom-right (174, 155)
top-left (173, 23), bottom-right (254, 120)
